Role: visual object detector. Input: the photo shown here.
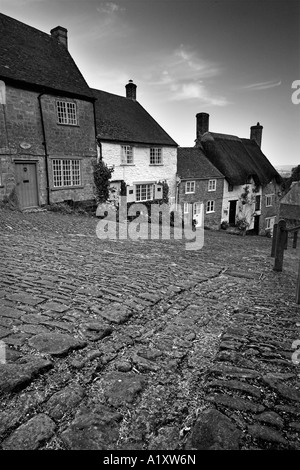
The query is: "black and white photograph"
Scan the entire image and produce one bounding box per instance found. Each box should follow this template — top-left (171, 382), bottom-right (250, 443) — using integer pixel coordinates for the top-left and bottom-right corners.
top-left (0, 0), bottom-right (299, 458)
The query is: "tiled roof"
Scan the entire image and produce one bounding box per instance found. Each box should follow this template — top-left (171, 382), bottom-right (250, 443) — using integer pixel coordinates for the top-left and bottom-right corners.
top-left (177, 147), bottom-right (224, 179)
top-left (92, 88), bottom-right (178, 147)
top-left (280, 181), bottom-right (300, 206)
top-left (200, 132), bottom-right (282, 186)
top-left (0, 13), bottom-right (93, 99)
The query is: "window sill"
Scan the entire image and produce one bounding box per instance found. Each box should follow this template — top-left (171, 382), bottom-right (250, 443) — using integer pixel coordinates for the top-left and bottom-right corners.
top-left (120, 164), bottom-right (135, 166)
top-left (51, 185), bottom-right (83, 191)
top-left (57, 123), bottom-right (79, 127)
top-left (185, 192), bottom-right (195, 194)
top-left (208, 189), bottom-right (216, 192)
top-left (206, 211), bottom-right (215, 214)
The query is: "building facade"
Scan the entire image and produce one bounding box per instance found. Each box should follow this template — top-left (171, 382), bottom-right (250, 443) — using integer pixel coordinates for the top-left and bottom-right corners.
top-left (0, 14), bottom-right (97, 209)
top-left (93, 82), bottom-right (178, 207)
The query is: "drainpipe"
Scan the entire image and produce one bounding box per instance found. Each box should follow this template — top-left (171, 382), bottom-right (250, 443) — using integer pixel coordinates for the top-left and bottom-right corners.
top-left (37, 93), bottom-right (50, 205)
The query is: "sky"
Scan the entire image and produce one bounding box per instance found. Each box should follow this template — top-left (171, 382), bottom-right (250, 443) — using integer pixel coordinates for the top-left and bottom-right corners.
top-left (1, 0), bottom-right (300, 168)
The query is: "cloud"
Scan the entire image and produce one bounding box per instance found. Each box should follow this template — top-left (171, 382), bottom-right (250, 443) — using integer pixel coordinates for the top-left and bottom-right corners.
top-left (242, 79), bottom-right (282, 91)
top-left (144, 45), bottom-right (229, 106)
top-left (97, 2), bottom-right (125, 14)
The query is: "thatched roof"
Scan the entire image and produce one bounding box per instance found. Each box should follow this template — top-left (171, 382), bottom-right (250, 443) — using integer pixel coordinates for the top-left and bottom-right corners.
top-left (92, 88), bottom-right (178, 147)
top-left (177, 147), bottom-right (224, 180)
top-left (0, 13), bottom-right (94, 100)
top-left (200, 132), bottom-right (282, 186)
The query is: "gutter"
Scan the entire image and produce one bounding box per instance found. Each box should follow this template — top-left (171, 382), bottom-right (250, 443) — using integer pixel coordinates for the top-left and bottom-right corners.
top-left (37, 93), bottom-right (50, 205)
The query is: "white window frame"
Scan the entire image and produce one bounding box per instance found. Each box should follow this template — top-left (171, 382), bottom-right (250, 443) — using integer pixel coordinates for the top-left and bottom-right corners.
top-left (266, 194), bottom-right (274, 207)
top-left (52, 159), bottom-right (81, 187)
top-left (208, 179), bottom-right (216, 191)
top-left (185, 181), bottom-right (195, 194)
top-left (150, 148), bottom-right (162, 165)
top-left (184, 202), bottom-right (189, 213)
top-left (121, 145), bottom-right (134, 165)
top-left (56, 101), bottom-right (77, 125)
top-left (265, 216), bottom-right (276, 230)
top-left (206, 200), bottom-right (215, 213)
top-left (135, 183), bottom-right (154, 202)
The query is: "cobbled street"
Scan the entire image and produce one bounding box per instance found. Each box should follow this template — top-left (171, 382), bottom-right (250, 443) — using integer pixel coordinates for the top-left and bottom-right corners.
top-left (0, 207), bottom-right (300, 451)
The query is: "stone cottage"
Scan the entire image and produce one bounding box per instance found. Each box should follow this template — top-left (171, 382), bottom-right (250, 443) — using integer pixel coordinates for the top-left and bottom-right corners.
top-left (0, 13), bottom-right (97, 209)
top-left (195, 113), bottom-right (282, 235)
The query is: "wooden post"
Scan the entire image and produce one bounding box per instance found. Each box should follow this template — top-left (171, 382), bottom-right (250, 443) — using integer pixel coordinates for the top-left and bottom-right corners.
top-left (271, 223), bottom-right (278, 257)
top-left (284, 230), bottom-right (288, 250)
top-left (273, 219), bottom-right (286, 272)
top-left (296, 256), bottom-right (300, 304)
top-left (293, 231), bottom-right (298, 249)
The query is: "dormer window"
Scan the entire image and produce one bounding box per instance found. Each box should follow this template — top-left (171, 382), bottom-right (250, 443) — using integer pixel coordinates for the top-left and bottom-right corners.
top-left (56, 100), bottom-right (77, 125)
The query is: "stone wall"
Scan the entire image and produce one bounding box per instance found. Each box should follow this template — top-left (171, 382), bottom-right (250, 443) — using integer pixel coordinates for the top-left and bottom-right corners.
top-left (179, 177), bottom-right (224, 229)
top-left (0, 84), bottom-right (97, 206)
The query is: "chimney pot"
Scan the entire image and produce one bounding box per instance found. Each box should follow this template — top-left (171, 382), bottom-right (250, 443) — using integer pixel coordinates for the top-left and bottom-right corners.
top-left (50, 26), bottom-right (68, 48)
top-left (250, 122), bottom-right (263, 148)
top-left (125, 80), bottom-right (137, 100)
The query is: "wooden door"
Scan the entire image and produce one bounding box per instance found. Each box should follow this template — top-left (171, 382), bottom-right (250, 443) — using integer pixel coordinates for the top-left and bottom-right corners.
top-left (15, 162), bottom-right (38, 209)
top-left (229, 200), bottom-right (237, 225)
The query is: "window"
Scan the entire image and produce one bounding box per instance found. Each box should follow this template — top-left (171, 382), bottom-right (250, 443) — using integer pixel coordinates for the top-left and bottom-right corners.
top-left (184, 202), bottom-right (189, 213)
top-left (208, 179), bottom-right (216, 191)
top-left (228, 184), bottom-right (233, 192)
top-left (255, 195), bottom-right (261, 211)
top-left (266, 217), bottom-right (275, 230)
top-left (150, 148), bottom-right (162, 165)
top-left (136, 183), bottom-right (153, 202)
top-left (56, 101), bottom-right (77, 125)
top-left (121, 145), bottom-right (133, 164)
top-left (52, 159), bottom-right (81, 187)
top-left (206, 200), bottom-right (215, 213)
top-left (185, 181), bottom-right (195, 193)
top-left (266, 194), bottom-right (274, 207)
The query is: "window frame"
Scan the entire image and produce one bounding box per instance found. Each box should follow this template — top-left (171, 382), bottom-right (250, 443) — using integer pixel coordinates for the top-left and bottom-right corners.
top-left (266, 194), bottom-right (274, 207)
top-left (150, 148), bottom-right (162, 165)
top-left (135, 183), bottom-right (154, 202)
top-left (56, 100), bottom-right (78, 126)
top-left (52, 158), bottom-right (81, 188)
top-left (206, 200), bottom-right (215, 213)
top-left (185, 181), bottom-right (195, 194)
top-left (208, 179), bottom-right (216, 191)
top-left (265, 216), bottom-right (276, 230)
top-left (121, 145), bottom-right (134, 165)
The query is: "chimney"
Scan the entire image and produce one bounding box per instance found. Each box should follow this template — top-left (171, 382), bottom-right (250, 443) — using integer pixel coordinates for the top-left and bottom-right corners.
top-left (125, 80), bottom-right (137, 100)
top-left (50, 26), bottom-right (68, 48)
top-left (250, 122), bottom-right (263, 148)
top-left (195, 113), bottom-right (209, 146)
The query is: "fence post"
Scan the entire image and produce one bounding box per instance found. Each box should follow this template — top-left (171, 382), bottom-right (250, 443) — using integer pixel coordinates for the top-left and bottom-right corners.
top-left (296, 257), bottom-right (300, 304)
top-left (273, 219), bottom-right (286, 272)
top-left (271, 223), bottom-right (278, 257)
top-left (284, 230), bottom-right (288, 250)
top-left (293, 231), bottom-right (298, 249)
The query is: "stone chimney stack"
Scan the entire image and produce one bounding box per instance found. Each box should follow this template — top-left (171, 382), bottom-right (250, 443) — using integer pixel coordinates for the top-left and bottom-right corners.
top-left (125, 80), bottom-right (137, 100)
top-left (195, 113), bottom-right (209, 146)
top-left (50, 26), bottom-right (68, 48)
top-left (250, 122), bottom-right (263, 148)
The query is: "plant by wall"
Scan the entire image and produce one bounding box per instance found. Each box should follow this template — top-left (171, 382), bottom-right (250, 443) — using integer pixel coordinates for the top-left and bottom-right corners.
top-left (93, 160), bottom-right (114, 204)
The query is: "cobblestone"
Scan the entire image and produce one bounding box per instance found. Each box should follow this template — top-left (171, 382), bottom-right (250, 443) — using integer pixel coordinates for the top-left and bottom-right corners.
top-left (0, 207), bottom-right (300, 450)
